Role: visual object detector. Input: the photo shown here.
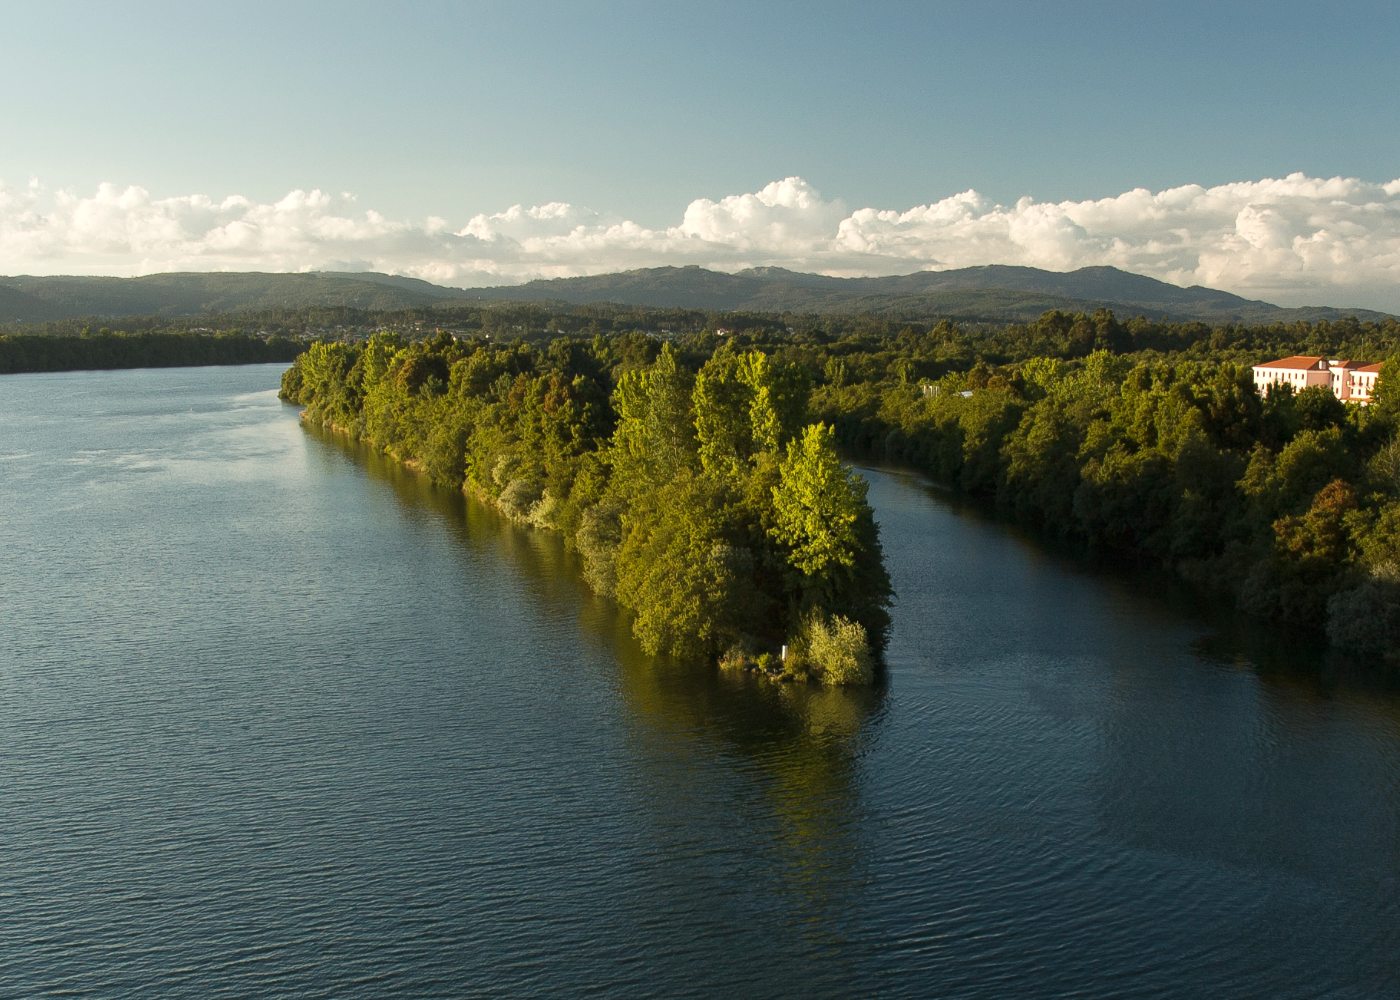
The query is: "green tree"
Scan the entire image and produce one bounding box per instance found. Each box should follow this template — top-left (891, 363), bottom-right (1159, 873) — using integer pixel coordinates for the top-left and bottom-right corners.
top-left (610, 344), bottom-right (696, 492)
top-left (693, 348), bottom-right (808, 479)
top-left (770, 423), bottom-right (863, 579)
top-left (1368, 357), bottom-right (1400, 423)
top-left (614, 474), bottom-right (761, 658)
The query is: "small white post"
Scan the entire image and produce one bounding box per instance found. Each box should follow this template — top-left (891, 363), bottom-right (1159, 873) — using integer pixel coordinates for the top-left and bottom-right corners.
top-left (780, 644), bottom-right (787, 661)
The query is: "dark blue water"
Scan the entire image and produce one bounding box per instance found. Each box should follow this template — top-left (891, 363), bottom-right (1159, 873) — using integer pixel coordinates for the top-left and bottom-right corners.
top-left (2, 364), bottom-right (1397, 998)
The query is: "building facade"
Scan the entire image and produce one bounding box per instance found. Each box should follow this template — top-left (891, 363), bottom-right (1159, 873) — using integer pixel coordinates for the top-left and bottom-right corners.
top-left (1252, 355), bottom-right (1385, 405)
top-left (1348, 362), bottom-right (1384, 404)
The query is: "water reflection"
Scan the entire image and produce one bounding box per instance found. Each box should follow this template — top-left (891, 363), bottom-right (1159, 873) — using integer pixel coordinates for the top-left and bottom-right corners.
top-left (1088, 631), bottom-right (1400, 987)
top-left (299, 420), bottom-right (884, 910)
top-left (871, 461), bottom-right (1400, 697)
top-left (8, 370), bottom-right (1400, 997)
top-left (855, 463), bottom-right (1400, 994)
top-left (872, 466), bottom-right (1400, 861)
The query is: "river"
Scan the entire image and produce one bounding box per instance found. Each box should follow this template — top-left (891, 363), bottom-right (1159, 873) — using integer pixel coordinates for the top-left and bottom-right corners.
top-left (1, 364), bottom-right (1397, 998)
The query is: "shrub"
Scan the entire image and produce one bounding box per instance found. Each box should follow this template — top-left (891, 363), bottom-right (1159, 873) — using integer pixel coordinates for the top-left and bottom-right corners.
top-left (498, 476), bottom-right (544, 521)
top-left (798, 612), bottom-right (874, 686)
top-left (718, 644), bottom-right (753, 671)
top-left (576, 500), bottom-right (623, 598)
top-left (1326, 566), bottom-right (1400, 663)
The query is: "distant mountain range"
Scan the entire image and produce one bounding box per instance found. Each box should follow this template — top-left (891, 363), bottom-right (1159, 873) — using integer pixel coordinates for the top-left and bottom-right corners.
top-left (0, 271), bottom-right (464, 324)
top-left (1, 265), bottom-right (1392, 326)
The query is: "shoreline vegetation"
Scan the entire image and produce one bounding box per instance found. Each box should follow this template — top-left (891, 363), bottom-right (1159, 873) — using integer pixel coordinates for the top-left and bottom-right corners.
top-left (280, 304), bottom-right (1400, 674)
top-left (0, 330), bottom-right (301, 374)
top-left (280, 333), bottom-right (893, 685)
top-left (808, 314), bottom-right (1400, 672)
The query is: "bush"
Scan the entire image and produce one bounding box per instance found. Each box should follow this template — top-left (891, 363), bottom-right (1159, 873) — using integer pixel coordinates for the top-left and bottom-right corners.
top-left (498, 476), bottom-right (544, 521)
top-left (718, 644), bottom-right (753, 671)
top-left (576, 500), bottom-right (623, 597)
top-left (1326, 567), bottom-right (1400, 663)
top-left (797, 612), bottom-right (874, 686)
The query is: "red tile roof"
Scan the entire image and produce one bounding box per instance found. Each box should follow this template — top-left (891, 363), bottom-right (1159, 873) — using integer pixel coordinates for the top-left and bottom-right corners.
top-left (1255, 355), bottom-right (1325, 370)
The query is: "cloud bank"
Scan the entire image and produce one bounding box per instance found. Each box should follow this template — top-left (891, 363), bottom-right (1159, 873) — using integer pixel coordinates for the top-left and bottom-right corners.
top-left (3, 173), bottom-right (1400, 310)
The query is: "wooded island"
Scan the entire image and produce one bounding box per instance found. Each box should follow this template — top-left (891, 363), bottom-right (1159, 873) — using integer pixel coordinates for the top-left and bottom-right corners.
top-left (280, 332), bottom-right (893, 684)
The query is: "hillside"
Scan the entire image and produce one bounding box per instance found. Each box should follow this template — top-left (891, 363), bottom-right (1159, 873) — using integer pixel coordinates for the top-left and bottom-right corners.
top-left (0, 271), bottom-right (463, 323)
top-left (466, 265), bottom-right (1393, 324)
top-left (1, 266), bottom-right (1391, 326)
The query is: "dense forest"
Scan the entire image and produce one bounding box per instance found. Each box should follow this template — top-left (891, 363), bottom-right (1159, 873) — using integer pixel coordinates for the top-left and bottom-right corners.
top-left (279, 305), bottom-right (1400, 671)
top-left (280, 331), bottom-right (893, 685)
top-left (800, 311), bottom-right (1400, 668)
top-left (0, 330), bottom-right (302, 374)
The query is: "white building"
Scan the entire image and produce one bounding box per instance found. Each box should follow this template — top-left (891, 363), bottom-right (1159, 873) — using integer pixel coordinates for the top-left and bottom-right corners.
top-left (1348, 362), bottom-right (1384, 404)
top-left (1252, 355), bottom-right (1384, 405)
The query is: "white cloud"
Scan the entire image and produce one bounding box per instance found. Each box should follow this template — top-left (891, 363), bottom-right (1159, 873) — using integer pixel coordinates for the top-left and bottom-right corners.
top-left (678, 177), bottom-right (847, 252)
top-left (2, 173), bottom-right (1400, 310)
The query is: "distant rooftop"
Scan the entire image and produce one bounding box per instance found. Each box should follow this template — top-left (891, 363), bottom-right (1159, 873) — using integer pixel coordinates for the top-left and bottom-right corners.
top-left (1256, 355), bottom-right (1327, 370)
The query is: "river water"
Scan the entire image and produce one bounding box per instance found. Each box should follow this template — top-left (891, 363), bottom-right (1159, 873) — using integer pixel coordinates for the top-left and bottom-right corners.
top-left (1, 364), bottom-right (1397, 998)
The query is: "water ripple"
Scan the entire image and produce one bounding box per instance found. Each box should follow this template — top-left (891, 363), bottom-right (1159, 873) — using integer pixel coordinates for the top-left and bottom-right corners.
top-left (0, 368), bottom-right (1397, 998)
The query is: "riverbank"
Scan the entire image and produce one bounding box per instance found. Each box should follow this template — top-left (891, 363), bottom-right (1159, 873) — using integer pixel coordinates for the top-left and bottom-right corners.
top-left (301, 406), bottom-right (876, 686)
top-left (283, 336), bottom-right (893, 684)
top-left (814, 358), bottom-right (1400, 674)
top-left (0, 330), bottom-right (303, 375)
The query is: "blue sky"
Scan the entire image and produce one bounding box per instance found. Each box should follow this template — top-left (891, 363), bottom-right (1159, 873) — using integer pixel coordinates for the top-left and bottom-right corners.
top-left (3, 0), bottom-right (1399, 307)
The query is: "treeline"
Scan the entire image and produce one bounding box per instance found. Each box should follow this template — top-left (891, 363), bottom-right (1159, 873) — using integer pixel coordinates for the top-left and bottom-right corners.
top-left (10, 297), bottom-right (1397, 360)
top-left (280, 332), bottom-right (892, 684)
top-left (753, 308), bottom-right (1400, 379)
top-left (0, 331), bottom-right (303, 374)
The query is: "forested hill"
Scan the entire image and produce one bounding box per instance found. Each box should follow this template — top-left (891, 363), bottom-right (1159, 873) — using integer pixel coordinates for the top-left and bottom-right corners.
top-left (2, 266), bottom-right (1392, 325)
top-left (468, 264), bottom-right (1388, 324)
top-left (0, 271), bottom-right (464, 323)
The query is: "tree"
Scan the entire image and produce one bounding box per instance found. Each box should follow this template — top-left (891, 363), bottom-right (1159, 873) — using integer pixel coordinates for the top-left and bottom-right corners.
top-left (1368, 357), bottom-right (1400, 423)
top-left (693, 348), bottom-right (807, 480)
top-left (614, 474), bottom-right (762, 658)
top-left (693, 349), bottom-right (755, 480)
top-left (770, 423), bottom-right (863, 580)
top-left (610, 344), bottom-right (696, 492)
top-left (1294, 384), bottom-right (1347, 432)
